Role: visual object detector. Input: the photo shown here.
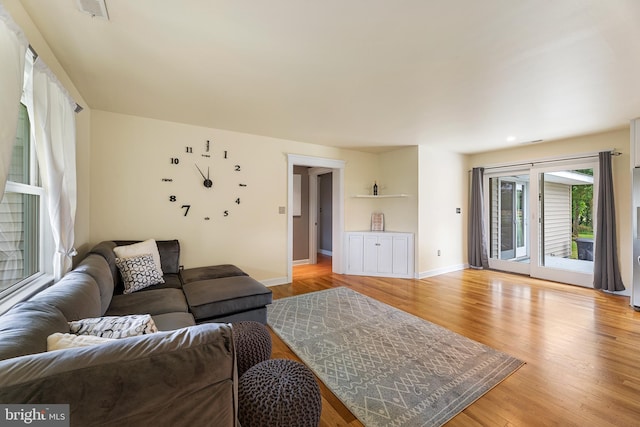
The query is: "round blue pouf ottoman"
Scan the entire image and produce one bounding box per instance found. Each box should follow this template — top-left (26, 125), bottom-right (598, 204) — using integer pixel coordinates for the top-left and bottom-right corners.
top-left (238, 358), bottom-right (322, 427)
top-left (232, 321), bottom-right (272, 378)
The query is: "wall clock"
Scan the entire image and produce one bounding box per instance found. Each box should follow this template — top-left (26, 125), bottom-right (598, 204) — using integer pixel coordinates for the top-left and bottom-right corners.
top-left (162, 139), bottom-right (246, 220)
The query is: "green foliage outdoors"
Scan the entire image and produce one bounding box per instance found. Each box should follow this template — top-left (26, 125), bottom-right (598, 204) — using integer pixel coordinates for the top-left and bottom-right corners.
top-left (569, 169), bottom-right (594, 260)
top-left (571, 169), bottom-right (593, 239)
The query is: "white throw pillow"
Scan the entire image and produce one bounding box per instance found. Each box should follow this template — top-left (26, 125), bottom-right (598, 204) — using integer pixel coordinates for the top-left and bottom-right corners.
top-left (47, 333), bottom-right (114, 351)
top-left (68, 314), bottom-right (158, 338)
top-left (113, 239), bottom-right (163, 276)
top-left (115, 253), bottom-right (165, 293)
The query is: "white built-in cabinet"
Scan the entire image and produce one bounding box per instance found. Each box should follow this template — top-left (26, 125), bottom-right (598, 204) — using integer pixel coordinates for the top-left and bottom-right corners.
top-left (345, 232), bottom-right (414, 278)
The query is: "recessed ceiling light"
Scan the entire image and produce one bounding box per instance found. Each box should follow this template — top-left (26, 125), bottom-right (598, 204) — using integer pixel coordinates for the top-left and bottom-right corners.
top-left (506, 136), bottom-right (516, 142)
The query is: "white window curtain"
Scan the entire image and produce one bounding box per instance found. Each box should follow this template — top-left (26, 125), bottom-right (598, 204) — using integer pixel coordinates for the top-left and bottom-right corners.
top-left (0, 4), bottom-right (28, 201)
top-left (24, 57), bottom-right (77, 281)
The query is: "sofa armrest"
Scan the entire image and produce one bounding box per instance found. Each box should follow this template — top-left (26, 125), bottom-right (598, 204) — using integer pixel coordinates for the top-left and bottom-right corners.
top-left (0, 324), bottom-right (238, 427)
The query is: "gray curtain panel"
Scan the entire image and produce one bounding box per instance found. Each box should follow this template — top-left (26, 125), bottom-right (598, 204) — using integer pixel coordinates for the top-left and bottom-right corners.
top-left (593, 151), bottom-right (625, 291)
top-left (468, 167), bottom-right (489, 269)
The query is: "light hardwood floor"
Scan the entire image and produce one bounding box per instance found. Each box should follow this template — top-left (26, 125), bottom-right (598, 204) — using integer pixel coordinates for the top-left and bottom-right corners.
top-left (269, 255), bottom-right (640, 426)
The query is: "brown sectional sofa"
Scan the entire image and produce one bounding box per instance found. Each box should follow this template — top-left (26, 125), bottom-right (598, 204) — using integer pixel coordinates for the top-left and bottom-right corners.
top-left (0, 239), bottom-right (273, 426)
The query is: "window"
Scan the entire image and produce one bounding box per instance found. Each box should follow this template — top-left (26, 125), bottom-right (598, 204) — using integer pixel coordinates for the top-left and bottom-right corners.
top-left (0, 21), bottom-right (77, 311)
top-left (0, 103), bottom-right (52, 297)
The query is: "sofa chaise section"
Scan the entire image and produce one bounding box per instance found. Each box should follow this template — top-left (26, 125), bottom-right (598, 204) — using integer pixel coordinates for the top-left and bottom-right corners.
top-left (0, 324), bottom-right (238, 427)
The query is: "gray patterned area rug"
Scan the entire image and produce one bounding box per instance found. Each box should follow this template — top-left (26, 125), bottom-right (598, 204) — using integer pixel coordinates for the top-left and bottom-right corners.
top-left (267, 287), bottom-right (524, 427)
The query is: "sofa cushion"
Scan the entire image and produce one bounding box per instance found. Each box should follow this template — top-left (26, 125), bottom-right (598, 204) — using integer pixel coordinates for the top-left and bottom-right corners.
top-left (152, 312), bottom-right (196, 331)
top-left (106, 288), bottom-right (189, 317)
top-left (88, 240), bottom-right (119, 286)
top-left (72, 255), bottom-right (115, 314)
top-left (69, 314), bottom-right (158, 338)
top-left (115, 254), bottom-right (165, 294)
top-left (137, 273), bottom-right (182, 291)
top-left (90, 240), bottom-right (182, 295)
top-left (181, 264), bottom-right (247, 283)
top-left (183, 276), bottom-right (272, 321)
top-left (0, 301), bottom-right (69, 361)
top-left (30, 271), bottom-right (102, 321)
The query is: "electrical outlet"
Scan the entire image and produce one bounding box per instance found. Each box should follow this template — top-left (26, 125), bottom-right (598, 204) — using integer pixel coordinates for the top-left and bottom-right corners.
top-left (279, 206), bottom-right (286, 214)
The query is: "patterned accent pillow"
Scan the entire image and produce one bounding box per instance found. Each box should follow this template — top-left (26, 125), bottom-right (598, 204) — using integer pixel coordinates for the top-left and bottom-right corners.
top-left (115, 253), bottom-right (165, 294)
top-left (113, 239), bottom-right (163, 277)
top-left (68, 314), bottom-right (158, 339)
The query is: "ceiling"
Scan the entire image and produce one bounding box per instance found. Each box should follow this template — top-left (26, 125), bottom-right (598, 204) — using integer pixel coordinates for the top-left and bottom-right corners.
top-left (15, 0), bottom-right (640, 153)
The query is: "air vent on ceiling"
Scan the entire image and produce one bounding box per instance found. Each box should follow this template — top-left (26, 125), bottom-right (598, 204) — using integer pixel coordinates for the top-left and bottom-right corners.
top-left (76, 0), bottom-right (109, 20)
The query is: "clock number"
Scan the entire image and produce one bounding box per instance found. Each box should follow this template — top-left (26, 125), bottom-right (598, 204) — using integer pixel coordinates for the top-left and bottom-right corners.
top-left (223, 210), bottom-right (229, 217)
top-left (224, 150), bottom-right (228, 159)
top-left (235, 198), bottom-right (241, 205)
top-left (206, 140), bottom-right (210, 152)
top-left (169, 195), bottom-right (177, 202)
top-left (181, 205), bottom-right (191, 216)
top-left (235, 165), bottom-right (241, 171)
top-left (171, 158), bottom-right (180, 165)
top-left (186, 146), bottom-right (193, 153)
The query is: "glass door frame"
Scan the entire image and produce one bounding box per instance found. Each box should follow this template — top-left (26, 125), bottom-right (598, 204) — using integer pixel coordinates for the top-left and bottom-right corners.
top-left (528, 159), bottom-right (598, 287)
top-left (484, 168), bottom-right (531, 276)
top-left (483, 158), bottom-right (598, 287)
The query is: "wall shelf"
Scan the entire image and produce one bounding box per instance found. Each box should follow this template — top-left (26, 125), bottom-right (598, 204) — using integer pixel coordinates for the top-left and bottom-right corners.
top-left (352, 194), bottom-right (410, 198)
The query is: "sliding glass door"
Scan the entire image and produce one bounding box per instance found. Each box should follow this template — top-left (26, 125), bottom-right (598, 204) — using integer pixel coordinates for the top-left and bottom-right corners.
top-left (486, 172), bottom-right (530, 275)
top-left (530, 163), bottom-right (596, 287)
top-left (485, 159), bottom-right (598, 287)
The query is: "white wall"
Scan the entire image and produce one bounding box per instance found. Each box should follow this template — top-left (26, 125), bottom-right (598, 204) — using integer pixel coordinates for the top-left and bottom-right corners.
top-left (418, 146), bottom-right (468, 277)
top-left (90, 110), bottom-right (378, 282)
top-left (377, 147), bottom-right (419, 234)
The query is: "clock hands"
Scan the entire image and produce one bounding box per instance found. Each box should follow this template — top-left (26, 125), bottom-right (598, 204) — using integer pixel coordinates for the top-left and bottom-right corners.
top-left (195, 164), bottom-right (213, 188)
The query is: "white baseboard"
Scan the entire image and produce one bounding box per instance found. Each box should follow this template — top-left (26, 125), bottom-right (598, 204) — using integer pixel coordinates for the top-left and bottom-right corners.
top-left (318, 249), bottom-right (332, 256)
top-left (292, 259), bottom-right (310, 266)
top-left (417, 263), bottom-right (468, 279)
top-left (261, 277), bottom-right (289, 287)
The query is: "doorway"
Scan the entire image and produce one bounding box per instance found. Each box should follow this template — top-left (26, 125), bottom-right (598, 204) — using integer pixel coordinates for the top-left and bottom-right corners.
top-left (485, 159), bottom-right (597, 287)
top-left (317, 172), bottom-right (333, 258)
top-left (291, 169), bottom-right (333, 267)
top-left (287, 155), bottom-right (345, 283)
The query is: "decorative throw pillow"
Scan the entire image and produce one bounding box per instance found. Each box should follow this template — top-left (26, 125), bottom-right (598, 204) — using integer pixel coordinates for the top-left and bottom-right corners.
top-left (115, 253), bottom-right (165, 294)
top-left (68, 314), bottom-right (158, 339)
top-left (47, 333), bottom-right (114, 351)
top-left (113, 239), bottom-right (163, 276)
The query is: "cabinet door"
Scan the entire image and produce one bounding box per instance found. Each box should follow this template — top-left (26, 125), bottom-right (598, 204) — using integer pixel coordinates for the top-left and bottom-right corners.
top-left (347, 234), bottom-right (364, 274)
top-left (377, 235), bottom-right (394, 274)
top-left (392, 235), bottom-right (409, 275)
top-left (363, 235), bottom-right (379, 274)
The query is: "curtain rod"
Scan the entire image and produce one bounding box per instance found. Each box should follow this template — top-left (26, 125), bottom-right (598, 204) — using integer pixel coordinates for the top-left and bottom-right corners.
top-left (478, 149), bottom-right (621, 172)
top-left (28, 44), bottom-right (83, 114)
